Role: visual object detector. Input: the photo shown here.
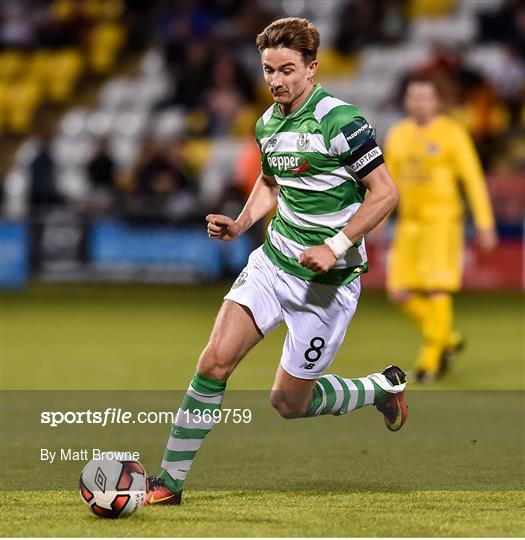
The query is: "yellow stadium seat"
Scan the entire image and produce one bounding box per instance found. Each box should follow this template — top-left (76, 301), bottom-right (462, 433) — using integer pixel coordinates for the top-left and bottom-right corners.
top-left (81, 0), bottom-right (104, 20)
top-left (5, 77), bottom-right (43, 134)
top-left (0, 81), bottom-right (8, 132)
top-left (28, 51), bottom-right (53, 87)
top-left (183, 138), bottom-right (213, 175)
top-left (51, 0), bottom-right (75, 21)
top-left (47, 49), bottom-right (84, 103)
top-left (89, 22), bottom-right (126, 74)
top-left (100, 0), bottom-right (124, 20)
top-left (0, 51), bottom-right (26, 82)
top-left (317, 48), bottom-right (360, 78)
top-left (408, 0), bottom-right (457, 19)
top-left (232, 105), bottom-right (258, 139)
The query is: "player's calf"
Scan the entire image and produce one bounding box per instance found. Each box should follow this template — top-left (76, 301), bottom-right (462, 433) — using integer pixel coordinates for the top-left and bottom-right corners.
top-left (270, 390), bottom-right (311, 419)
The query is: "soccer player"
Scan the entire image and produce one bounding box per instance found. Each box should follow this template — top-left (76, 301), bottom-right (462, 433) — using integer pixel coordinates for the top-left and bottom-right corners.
top-left (384, 75), bottom-right (497, 382)
top-left (146, 17), bottom-right (408, 505)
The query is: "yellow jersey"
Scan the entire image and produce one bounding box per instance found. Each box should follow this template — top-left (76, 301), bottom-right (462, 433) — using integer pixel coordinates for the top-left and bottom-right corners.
top-left (384, 115), bottom-right (494, 228)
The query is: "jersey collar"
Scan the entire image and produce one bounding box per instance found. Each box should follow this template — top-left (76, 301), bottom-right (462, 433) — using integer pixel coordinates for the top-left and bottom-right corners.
top-left (274, 84), bottom-right (322, 120)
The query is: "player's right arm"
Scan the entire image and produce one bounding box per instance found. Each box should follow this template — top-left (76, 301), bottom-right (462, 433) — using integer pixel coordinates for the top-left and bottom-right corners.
top-left (452, 124), bottom-right (498, 251)
top-left (207, 173), bottom-right (279, 241)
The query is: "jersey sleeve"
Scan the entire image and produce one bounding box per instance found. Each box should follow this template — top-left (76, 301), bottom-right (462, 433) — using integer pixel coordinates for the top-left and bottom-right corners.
top-left (255, 117), bottom-right (272, 177)
top-left (383, 126), bottom-right (400, 184)
top-left (453, 125), bottom-right (495, 229)
top-left (327, 109), bottom-right (385, 179)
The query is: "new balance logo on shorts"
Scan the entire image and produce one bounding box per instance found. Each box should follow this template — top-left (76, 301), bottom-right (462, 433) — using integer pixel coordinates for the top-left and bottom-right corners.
top-left (301, 337), bottom-right (326, 370)
top-left (232, 271), bottom-right (248, 289)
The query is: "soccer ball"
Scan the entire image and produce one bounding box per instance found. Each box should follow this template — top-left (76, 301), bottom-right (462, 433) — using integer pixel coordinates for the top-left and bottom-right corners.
top-left (79, 457), bottom-right (147, 518)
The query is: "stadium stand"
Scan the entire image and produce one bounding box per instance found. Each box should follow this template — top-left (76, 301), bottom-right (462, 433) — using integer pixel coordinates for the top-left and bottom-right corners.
top-left (1, 0), bottom-right (523, 285)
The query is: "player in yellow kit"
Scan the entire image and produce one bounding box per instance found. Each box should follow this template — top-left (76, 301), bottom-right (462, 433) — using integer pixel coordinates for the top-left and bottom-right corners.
top-left (384, 76), bottom-right (497, 381)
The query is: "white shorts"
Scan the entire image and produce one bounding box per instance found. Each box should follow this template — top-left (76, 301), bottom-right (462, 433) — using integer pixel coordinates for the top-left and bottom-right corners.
top-left (224, 246), bottom-right (361, 380)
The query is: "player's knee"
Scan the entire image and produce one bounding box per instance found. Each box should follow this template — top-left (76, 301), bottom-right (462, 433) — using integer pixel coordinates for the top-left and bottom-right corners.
top-left (388, 288), bottom-right (409, 304)
top-left (269, 392), bottom-right (305, 419)
top-left (197, 346), bottom-right (234, 381)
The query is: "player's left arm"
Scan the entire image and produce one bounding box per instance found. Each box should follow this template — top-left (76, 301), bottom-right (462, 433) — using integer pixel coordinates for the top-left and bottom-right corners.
top-left (299, 164), bottom-right (398, 273)
top-left (454, 126), bottom-right (498, 251)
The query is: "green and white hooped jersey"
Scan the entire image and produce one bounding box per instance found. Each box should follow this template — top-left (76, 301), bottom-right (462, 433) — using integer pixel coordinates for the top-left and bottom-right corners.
top-left (255, 84), bottom-right (385, 285)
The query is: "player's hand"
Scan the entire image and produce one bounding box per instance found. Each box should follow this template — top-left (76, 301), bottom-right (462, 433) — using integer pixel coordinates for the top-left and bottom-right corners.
top-left (206, 214), bottom-right (242, 242)
top-left (299, 245), bottom-right (337, 274)
top-left (477, 228), bottom-right (498, 252)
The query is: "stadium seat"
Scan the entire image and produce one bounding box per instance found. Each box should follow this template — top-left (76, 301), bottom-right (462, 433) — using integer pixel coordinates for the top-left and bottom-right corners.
top-left (0, 50), bottom-right (26, 81)
top-left (89, 21), bottom-right (126, 75)
top-left (152, 109), bottom-right (187, 140)
top-left (60, 109), bottom-right (90, 137)
top-left (99, 78), bottom-right (136, 111)
top-left (408, 0), bottom-right (457, 19)
top-left (316, 48), bottom-right (360, 78)
top-left (183, 138), bottom-right (213, 177)
top-left (52, 134), bottom-right (95, 167)
top-left (5, 78), bottom-right (43, 134)
top-left (108, 136), bottom-right (139, 169)
top-left (56, 165), bottom-right (90, 198)
top-left (48, 49), bottom-right (84, 103)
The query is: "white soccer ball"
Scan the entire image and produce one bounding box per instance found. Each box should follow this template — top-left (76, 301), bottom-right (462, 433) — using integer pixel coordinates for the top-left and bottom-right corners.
top-left (79, 457), bottom-right (147, 518)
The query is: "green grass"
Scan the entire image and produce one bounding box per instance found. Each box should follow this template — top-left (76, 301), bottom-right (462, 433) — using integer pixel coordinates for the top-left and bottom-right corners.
top-left (1, 491), bottom-right (524, 537)
top-left (1, 284), bottom-right (524, 536)
top-left (2, 284), bottom-right (523, 390)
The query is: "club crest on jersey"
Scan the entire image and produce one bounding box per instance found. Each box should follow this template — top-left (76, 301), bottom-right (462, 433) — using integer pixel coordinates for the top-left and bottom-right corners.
top-left (296, 132), bottom-right (310, 151)
top-left (427, 143), bottom-right (440, 155)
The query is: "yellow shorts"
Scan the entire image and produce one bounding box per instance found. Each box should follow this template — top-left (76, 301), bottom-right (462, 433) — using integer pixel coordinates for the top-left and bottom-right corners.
top-left (387, 220), bottom-right (463, 292)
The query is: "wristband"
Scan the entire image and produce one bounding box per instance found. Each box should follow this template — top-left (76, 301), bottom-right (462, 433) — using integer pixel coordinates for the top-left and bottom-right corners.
top-left (324, 231), bottom-right (353, 259)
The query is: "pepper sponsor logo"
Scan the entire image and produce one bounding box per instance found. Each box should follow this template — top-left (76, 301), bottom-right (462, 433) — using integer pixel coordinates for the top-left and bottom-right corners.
top-left (267, 154), bottom-right (310, 174)
top-left (268, 155), bottom-right (301, 171)
top-left (289, 160), bottom-right (310, 174)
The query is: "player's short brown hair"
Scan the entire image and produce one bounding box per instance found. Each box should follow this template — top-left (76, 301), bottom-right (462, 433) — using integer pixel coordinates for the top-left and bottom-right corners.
top-left (256, 17), bottom-right (320, 64)
top-left (405, 74), bottom-right (444, 98)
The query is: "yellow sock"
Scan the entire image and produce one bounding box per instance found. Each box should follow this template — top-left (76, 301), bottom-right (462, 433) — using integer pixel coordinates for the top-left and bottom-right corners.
top-left (415, 294), bottom-right (453, 375)
top-left (399, 294), bottom-right (430, 333)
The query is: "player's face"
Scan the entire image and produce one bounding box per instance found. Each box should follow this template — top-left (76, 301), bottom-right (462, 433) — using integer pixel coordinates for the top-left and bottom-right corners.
top-left (261, 47), bottom-right (317, 113)
top-left (404, 82), bottom-right (441, 123)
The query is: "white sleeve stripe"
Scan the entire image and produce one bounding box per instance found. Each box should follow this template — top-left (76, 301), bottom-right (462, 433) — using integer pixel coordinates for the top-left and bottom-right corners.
top-left (313, 96), bottom-right (348, 122)
top-left (328, 132), bottom-right (351, 156)
top-left (262, 105), bottom-right (274, 125)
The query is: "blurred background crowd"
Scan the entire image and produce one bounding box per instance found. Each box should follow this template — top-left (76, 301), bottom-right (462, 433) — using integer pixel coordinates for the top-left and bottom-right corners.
top-left (0, 0), bottom-right (523, 286)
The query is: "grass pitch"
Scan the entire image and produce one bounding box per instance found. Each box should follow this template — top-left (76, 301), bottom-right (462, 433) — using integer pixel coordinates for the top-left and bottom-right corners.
top-left (1, 284), bottom-right (524, 537)
top-left (2, 491), bottom-right (524, 537)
